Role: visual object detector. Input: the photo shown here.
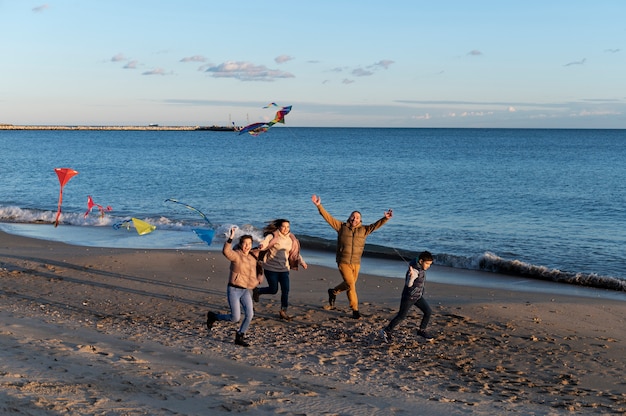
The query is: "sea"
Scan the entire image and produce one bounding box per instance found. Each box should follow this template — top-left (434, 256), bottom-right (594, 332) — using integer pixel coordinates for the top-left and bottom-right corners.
top-left (1, 127), bottom-right (626, 300)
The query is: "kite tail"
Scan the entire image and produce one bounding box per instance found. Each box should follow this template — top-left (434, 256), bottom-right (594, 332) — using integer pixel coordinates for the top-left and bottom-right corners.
top-left (54, 190), bottom-right (63, 227)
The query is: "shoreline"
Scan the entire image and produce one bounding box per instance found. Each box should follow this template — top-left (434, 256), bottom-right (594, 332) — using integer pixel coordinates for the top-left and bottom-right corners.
top-left (2, 221), bottom-right (625, 302)
top-left (1, 230), bottom-right (626, 414)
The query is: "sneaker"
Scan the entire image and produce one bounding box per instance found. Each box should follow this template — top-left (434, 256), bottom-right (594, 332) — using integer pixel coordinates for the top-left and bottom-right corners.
top-left (327, 289), bottom-right (336, 308)
top-left (206, 311), bottom-right (217, 330)
top-left (279, 310), bottom-right (292, 321)
top-left (352, 310), bottom-right (361, 319)
top-left (416, 329), bottom-right (433, 341)
top-left (380, 328), bottom-right (392, 343)
top-left (253, 287), bottom-right (260, 303)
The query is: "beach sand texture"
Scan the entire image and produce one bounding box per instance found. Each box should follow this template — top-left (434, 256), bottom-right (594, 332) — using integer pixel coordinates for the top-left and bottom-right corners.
top-left (1, 231), bottom-right (625, 415)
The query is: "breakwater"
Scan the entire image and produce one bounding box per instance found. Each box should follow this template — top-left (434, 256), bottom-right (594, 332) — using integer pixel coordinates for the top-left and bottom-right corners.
top-left (0, 124), bottom-right (233, 131)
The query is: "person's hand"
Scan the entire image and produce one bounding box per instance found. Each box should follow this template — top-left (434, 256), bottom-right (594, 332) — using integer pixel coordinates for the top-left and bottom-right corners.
top-left (229, 226), bottom-right (236, 239)
top-left (311, 194), bottom-right (321, 206)
top-left (301, 260), bottom-right (308, 270)
top-left (384, 209), bottom-right (393, 219)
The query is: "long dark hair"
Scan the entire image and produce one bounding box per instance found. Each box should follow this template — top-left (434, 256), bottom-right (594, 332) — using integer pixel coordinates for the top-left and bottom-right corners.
top-left (262, 219), bottom-right (290, 236)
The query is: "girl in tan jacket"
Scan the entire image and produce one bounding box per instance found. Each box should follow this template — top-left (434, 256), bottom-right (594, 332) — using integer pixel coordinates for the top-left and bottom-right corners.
top-left (206, 227), bottom-right (263, 347)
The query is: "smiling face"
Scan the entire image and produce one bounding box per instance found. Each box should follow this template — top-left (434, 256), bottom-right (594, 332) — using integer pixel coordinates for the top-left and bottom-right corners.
top-left (240, 236), bottom-right (253, 254)
top-left (347, 211), bottom-right (362, 227)
top-left (279, 221), bottom-right (290, 236)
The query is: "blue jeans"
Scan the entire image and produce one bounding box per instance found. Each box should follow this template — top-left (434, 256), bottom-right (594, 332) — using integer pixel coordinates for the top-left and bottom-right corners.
top-left (216, 285), bottom-right (254, 334)
top-left (387, 296), bottom-right (431, 332)
top-left (259, 270), bottom-right (290, 310)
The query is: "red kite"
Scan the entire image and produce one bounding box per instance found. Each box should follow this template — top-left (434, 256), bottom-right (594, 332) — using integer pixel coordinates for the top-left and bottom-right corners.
top-left (84, 195), bottom-right (112, 218)
top-left (54, 168), bottom-right (79, 227)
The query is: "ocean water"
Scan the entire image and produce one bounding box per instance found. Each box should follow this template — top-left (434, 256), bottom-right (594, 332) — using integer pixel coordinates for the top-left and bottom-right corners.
top-left (1, 127), bottom-right (625, 293)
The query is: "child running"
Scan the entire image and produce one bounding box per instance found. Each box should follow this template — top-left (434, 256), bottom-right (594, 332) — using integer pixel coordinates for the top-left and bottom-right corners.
top-left (206, 227), bottom-right (263, 347)
top-left (381, 251), bottom-right (434, 343)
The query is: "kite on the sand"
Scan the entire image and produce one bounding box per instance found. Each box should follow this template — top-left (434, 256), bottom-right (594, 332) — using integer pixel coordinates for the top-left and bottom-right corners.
top-left (239, 105), bottom-right (292, 137)
top-left (84, 195), bottom-right (112, 218)
top-left (165, 198), bottom-right (215, 245)
top-left (54, 167), bottom-right (79, 227)
top-left (112, 218), bottom-right (156, 235)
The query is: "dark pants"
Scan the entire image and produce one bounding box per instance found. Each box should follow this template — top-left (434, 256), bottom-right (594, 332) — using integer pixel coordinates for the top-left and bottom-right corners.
top-left (259, 270), bottom-right (290, 310)
top-left (387, 296), bottom-right (431, 332)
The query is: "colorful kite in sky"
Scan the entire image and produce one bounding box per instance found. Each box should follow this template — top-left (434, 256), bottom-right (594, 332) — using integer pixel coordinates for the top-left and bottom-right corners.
top-left (112, 218), bottom-right (156, 235)
top-left (84, 195), bottom-right (112, 218)
top-left (239, 105), bottom-right (292, 137)
top-left (54, 167), bottom-right (79, 227)
top-left (165, 198), bottom-right (215, 245)
top-left (238, 122), bottom-right (270, 136)
top-left (271, 105), bottom-right (292, 125)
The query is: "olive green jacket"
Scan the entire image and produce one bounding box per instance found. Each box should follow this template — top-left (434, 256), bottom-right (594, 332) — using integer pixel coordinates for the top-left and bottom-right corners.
top-left (316, 203), bottom-right (389, 265)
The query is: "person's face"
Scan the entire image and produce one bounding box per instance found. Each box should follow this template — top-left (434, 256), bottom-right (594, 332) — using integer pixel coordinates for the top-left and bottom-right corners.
top-left (241, 238), bottom-right (252, 254)
top-left (348, 212), bottom-right (361, 227)
top-left (279, 222), bottom-right (290, 235)
top-left (420, 260), bottom-right (433, 270)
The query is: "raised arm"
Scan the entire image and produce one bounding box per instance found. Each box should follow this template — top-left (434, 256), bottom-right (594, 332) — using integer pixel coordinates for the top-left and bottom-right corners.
top-left (312, 194), bottom-right (342, 231)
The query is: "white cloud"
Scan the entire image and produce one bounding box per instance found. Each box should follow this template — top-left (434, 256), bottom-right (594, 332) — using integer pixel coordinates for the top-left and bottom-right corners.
top-left (32, 4), bottom-right (49, 12)
top-left (563, 58), bottom-right (586, 67)
top-left (372, 60), bottom-right (394, 69)
top-left (205, 61), bottom-right (294, 82)
top-left (275, 55), bottom-right (294, 64)
top-left (111, 53), bottom-right (126, 62)
top-left (142, 68), bottom-right (171, 76)
top-left (180, 55), bottom-right (207, 63)
top-left (124, 60), bottom-right (139, 69)
top-left (123, 60), bottom-right (139, 69)
top-left (352, 68), bottom-right (373, 77)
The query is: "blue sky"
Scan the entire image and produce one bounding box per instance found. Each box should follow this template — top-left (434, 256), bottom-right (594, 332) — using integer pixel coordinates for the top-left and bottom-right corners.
top-left (1, 1), bottom-right (625, 128)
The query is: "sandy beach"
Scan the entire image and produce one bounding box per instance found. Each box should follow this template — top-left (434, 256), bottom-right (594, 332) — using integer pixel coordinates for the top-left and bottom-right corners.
top-left (1, 230), bottom-right (625, 415)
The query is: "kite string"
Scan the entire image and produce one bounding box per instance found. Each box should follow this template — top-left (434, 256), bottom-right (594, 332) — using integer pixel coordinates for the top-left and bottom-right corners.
top-left (392, 247), bottom-right (410, 266)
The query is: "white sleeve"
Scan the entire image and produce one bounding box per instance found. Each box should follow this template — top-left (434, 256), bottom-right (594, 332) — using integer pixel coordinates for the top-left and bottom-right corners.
top-left (406, 266), bottom-right (418, 287)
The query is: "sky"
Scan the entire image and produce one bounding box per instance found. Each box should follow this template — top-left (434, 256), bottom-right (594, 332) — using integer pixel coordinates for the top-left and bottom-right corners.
top-left (1, 1), bottom-right (625, 128)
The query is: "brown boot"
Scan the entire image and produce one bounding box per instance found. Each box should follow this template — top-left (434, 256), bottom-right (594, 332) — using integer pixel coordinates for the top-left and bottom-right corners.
top-left (279, 309), bottom-right (292, 321)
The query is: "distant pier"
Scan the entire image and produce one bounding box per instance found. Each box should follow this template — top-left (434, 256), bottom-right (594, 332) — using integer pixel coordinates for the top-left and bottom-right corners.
top-left (0, 124), bottom-right (237, 131)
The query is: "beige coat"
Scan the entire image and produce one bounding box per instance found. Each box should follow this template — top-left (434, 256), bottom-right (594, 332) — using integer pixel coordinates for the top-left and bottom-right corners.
top-left (222, 241), bottom-right (263, 289)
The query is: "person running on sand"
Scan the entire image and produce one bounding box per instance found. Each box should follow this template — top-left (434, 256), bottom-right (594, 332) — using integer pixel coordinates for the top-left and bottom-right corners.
top-left (253, 219), bottom-right (307, 321)
top-left (381, 251), bottom-right (434, 342)
top-left (311, 194), bottom-right (393, 319)
top-left (206, 227), bottom-right (263, 347)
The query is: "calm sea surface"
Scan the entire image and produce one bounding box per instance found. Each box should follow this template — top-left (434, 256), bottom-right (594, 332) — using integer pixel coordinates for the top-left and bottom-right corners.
top-left (1, 127), bottom-right (625, 293)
